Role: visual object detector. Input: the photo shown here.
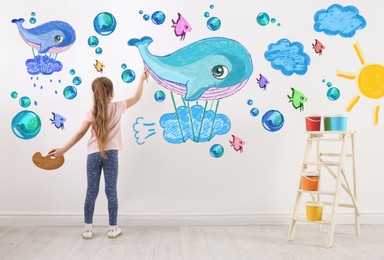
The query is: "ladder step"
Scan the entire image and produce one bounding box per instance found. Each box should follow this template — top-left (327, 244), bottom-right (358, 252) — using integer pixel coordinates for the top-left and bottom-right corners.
top-left (320, 152), bottom-right (353, 158)
top-left (322, 202), bottom-right (357, 209)
top-left (292, 216), bottom-right (331, 224)
top-left (308, 137), bottom-right (345, 142)
top-left (297, 189), bottom-right (336, 195)
top-left (304, 161), bottom-right (340, 166)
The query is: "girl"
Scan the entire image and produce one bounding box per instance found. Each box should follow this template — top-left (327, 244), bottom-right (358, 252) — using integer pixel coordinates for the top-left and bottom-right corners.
top-left (49, 69), bottom-right (148, 239)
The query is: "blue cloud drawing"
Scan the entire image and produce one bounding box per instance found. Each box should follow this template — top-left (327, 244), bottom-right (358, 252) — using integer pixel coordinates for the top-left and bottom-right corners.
top-left (160, 104), bottom-right (231, 144)
top-left (264, 39), bottom-right (310, 76)
top-left (26, 55), bottom-right (63, 75)
top-left (314, 4), bottom-right (366, 38)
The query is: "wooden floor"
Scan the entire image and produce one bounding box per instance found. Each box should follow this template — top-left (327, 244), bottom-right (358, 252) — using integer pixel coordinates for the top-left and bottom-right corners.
top-left (0, 225), bottom-right (383, 260)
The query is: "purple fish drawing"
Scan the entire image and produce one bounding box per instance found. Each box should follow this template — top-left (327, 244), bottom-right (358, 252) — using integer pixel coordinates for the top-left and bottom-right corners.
top-left (171, 13), bottom-right (192, 41)
top-left (50, 112), bottom-right (66, 129)
top-left (257, 74), bottom-right (269, 90)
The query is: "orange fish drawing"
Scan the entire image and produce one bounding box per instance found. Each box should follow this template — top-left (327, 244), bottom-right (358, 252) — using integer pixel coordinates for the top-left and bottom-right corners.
top-left (312, 39), bottom-right (325, 55)
top-left (229, 135), bottom-right (245, 153)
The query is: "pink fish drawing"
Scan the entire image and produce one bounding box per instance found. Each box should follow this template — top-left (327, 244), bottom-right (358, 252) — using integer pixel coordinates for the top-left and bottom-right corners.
top-left (229, 135), bottom-right (245, 153)
top-left (172, 13), bottom-right (192, 41)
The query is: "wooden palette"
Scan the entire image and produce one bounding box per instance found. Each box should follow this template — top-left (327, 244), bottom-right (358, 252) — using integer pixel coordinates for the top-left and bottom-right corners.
top-left (32, 152), bottom-right (65, 170)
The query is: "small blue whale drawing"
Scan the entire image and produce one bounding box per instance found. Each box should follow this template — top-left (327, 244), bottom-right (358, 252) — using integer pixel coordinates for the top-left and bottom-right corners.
top-left (12, 18), bottom-right (76, 54)
top-left (128, 36), bottom-right (253, 101)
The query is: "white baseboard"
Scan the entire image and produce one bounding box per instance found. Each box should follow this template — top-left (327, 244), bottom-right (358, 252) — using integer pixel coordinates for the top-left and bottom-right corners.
top-left (1, 211), bottom-right (383, 226)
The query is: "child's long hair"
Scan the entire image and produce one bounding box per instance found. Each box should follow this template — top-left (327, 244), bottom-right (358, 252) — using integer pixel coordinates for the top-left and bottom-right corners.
top-left (91, 77), bottom-right (113, 158)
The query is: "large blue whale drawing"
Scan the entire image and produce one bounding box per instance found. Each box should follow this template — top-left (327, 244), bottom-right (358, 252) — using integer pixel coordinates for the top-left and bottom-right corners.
top-left (128, 36), bottom-right (253, 101)
top-left (12, 18), bottom-right (76, 54)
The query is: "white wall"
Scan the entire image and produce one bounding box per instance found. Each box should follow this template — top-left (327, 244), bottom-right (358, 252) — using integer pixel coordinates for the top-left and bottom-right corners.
top-left (1, 0), bottom-right (384, 226)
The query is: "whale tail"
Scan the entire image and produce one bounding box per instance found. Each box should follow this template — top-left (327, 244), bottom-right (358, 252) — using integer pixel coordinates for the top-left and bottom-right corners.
top-left (11, 18), bottom-right (25, 25)
top-left (128, 36), bottom-right (153, 47)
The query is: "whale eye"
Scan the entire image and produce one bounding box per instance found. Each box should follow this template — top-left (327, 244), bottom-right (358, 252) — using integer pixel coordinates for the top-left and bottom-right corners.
top-left (211, 65), bottom-right (229, 80)
top-left (54, 35), bottom-right (63, 43)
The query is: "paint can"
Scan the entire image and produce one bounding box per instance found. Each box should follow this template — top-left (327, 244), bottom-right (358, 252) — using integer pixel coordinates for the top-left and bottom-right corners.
top-left (324, 114), bottom-right (347, 131)
top-left (300, 174), bottom-right (320, 191)
top-left (305, 115), bottom-right (321, 131)
top-left (306, 201), bottom-right (323, 221)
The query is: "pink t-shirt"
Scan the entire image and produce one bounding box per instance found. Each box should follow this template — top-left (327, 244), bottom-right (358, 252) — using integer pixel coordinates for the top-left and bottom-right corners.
top-left (85, 101), bottom-right (126, 154)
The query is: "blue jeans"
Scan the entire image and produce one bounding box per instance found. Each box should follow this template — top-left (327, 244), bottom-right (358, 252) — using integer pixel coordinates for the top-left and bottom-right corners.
top-left (84, 150), bottom-right (119, 226)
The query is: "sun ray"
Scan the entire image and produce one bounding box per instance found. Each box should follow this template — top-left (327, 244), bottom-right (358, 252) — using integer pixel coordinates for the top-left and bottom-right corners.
top-left (336, 71), bottom-right (356, 80)
top-left (374, 105), bottom-right (380, 125)
top-left (346, 95), bottom-right (360, 112)
top-left (353, 42), bottom-right (365, 65)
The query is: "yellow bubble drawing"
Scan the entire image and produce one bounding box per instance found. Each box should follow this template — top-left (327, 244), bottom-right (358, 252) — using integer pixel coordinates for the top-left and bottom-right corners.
top-left (337, 42), bottom-right (384, 125)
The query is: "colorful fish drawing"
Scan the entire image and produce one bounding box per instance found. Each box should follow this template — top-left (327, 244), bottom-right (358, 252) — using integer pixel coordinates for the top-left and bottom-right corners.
top-left (94, 60), bottom-right (105, 73)
top-left (257, 74), bottom-right (269, 90)
top-left (128, 36), bottom-right (253, 101)
top-left (50, 112), bottom-right (66, 129)
top-left (172, 13), bottom-right (192, 41)
top-left (312, 39), bottom-right (325, 55)
top-left (12, 18), bottom-right (76, 54)
top-left (229, 135), bottom-right (245, 153)
top-left (287, 87), bottom-right (308, 111)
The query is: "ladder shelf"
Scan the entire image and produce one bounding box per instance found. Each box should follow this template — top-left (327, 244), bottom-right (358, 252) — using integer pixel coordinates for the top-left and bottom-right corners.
top-left (288, 131), bottom-right (359, 248)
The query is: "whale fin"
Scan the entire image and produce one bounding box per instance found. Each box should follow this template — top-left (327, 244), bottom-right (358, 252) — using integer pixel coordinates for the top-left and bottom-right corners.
top-left (184, 81), bottom-right (211, 101)
top-left (39, 42), bottom-right (52, 53)
top-left (128, 36), bottom-right (153, 47)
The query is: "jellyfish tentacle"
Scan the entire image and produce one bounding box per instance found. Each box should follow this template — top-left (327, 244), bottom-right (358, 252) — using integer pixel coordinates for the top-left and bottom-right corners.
top-left (171, 92), bottom-right (185, 142)
top-left (197, 101), bottom-right (208, 142)
top-left (187, 101), bottom-right (196, 142)
top-left (208, 99), bottom-right (220, 141)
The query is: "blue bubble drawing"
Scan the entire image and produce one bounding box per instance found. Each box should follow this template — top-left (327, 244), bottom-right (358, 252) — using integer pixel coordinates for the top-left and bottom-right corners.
top-left (95, 47), bottom-right (103, 54)
top-left (262, 110), bottom-right (284, 132)
top-left (314, 4), bottom-right (366, 38)
top-left (207, 17), bottom-right (221, 31)
top-left (327, 87), bottom-right (340, 101)
top-left (159, 104), bottom-right (231, 144)
top-left (69, 69), bottom-right (76, 75)
top-left (25, 55), bottom-right (63, 75)
top-left (154, 90), bottom-right (166, 102)
top-left (72, 76), bottom-right (82, 85)
top-left (121, 69), bottom-right (136, 83)
top-left (121, 63), bottom-right (127, 69)
top-left (11, 91), bottom-right (18, 99)
top-left (88, 36), bottom-right (99, 47)
top-left (257, 12), bottom-right (270, 26)
top-left (133, 117), bottom-right (157, 145)
top-left (210, 144), bottom-right (224, 158)
top-left (19, 96), bottom-right (31, 108)
top-left (151, 11), bottom-right (166, 25)
top-left (250, 108), bottom-right (259, 117)
top-left (264, 38), bottom-right (310, 76)
top-left (11, 110), bottom-right (42, 139)
top-left (247, 99), bottom-right (253, 106)
top-left (143, 14), bottom-right (150, 21)
top-left (93, 12), bottom-right (117, 36)
top-left (63, 86), bottom-right (77, 100)
top-left (204, 12), bottom-right (210, 18)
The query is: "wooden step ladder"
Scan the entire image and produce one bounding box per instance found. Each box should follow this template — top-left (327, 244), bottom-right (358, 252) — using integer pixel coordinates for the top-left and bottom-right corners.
top-left (287, 131), bottom-right (360, 248)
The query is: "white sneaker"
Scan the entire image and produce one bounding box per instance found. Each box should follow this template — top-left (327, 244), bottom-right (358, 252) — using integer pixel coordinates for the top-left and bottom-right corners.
top-left (82, 229), bottom-right (93, 239)
top-left (108, 226), bottom-right (122, 239)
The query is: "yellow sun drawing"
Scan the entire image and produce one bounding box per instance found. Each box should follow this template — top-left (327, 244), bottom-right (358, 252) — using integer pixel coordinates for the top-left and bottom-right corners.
top-left (337, 43), bottom-right (384, 125)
